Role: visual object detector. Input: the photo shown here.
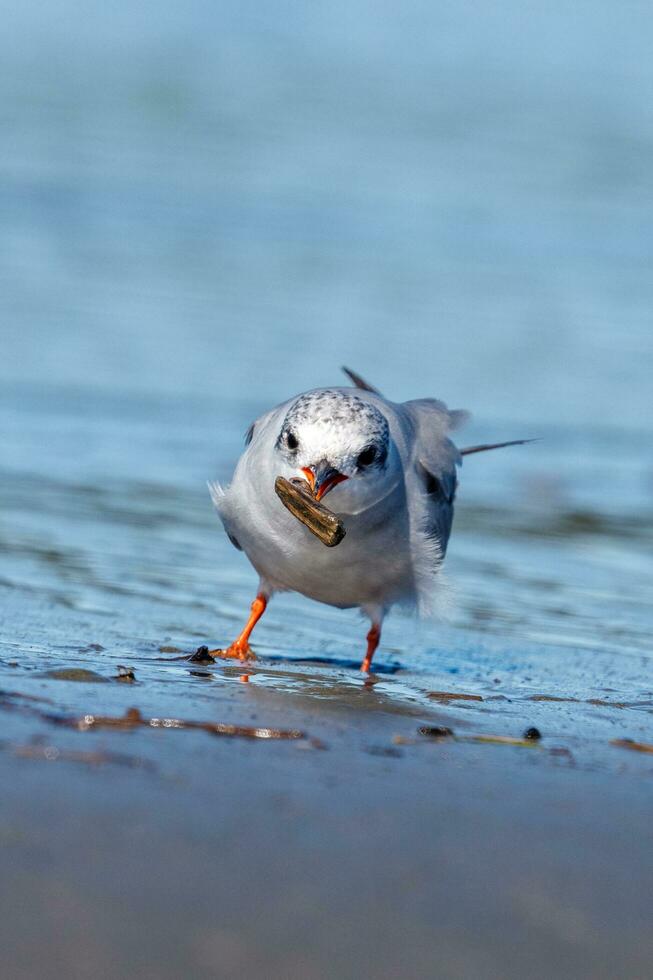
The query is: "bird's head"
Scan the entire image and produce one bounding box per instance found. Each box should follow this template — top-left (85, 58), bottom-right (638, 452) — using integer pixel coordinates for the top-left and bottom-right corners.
top-left (275, 390), bottom-right (396, 511)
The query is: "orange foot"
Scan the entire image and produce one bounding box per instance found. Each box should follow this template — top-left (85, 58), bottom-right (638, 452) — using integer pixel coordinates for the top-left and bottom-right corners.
top-left (208, 641), bottom-right (257, 662)
top-left (199, 594), bottom-right (268, 665)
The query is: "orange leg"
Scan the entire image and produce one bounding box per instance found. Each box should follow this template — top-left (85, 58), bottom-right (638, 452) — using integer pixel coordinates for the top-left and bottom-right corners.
top-left (360, 622), bottom-right (381, 674)
top-left (210, 594), bottom-right (267, 661)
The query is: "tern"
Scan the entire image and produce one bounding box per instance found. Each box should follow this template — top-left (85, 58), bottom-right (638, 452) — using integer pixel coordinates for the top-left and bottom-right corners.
top-left (209, 368), bottom-right (529, 673)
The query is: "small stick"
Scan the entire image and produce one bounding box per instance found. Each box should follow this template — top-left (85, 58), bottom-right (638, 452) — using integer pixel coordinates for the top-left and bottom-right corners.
top-left (275, 477), bottom-right (346, 547)
top-left (45, 707), bottom-right (305, 740)
top-left (611, 738), bottom-right (653, 755)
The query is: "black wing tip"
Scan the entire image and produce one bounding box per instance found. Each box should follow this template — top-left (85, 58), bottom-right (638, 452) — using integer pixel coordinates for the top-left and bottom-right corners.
top-left (244, 422), bottom-right (255, 446)
top-left (460, 438), bottom-right (538, 457)
top-left (341, 366), bottom-right (381, 394)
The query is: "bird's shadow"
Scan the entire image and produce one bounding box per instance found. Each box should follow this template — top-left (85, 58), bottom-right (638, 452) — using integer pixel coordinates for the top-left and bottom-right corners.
top-left (263, 654), bottom-right (403, 675)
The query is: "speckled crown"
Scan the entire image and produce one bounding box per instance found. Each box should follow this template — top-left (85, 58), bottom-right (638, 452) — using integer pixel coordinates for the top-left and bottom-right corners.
top-left (281, 390), bottom-right (389, 446)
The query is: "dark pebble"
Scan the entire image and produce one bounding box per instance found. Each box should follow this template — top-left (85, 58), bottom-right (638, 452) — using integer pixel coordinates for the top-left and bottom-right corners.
top-left (418, 726), bottom-right (454, 738)
top-left (524, 726), bottom-right (542, 740)
top-left (189, 646), bottom-right (215, 664)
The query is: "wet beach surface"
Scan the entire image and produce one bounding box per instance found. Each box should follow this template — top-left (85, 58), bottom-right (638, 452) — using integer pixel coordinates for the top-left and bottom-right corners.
top-left (2, 1), bottom-right (653, 976)
top-left (1, 383), bottom-right (652, 979)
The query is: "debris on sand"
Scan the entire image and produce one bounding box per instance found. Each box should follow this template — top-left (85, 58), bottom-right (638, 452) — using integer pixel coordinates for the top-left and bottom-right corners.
top-left (611, 738), bottom-right (653, 755)
top-left (469, 734), bottom-right (538, 747)
top-left (528, 694), bottom-right (579, 703)
top-left (529, 694), bottom-right (649, 709)
top-left (426, 691), bottom-right (483, 703)
top-left (188, 646), bottom-right (216, 664)
top-left (41, 668), bottom-right (109, 683)
top-left (1, 689), bottom-right (305, 742)
top-left (402, 727), bottom-right (540, 748)
top-left (587, 699), bottom-right (629, 709)
top-left (418, 726), bottom-right (454, 738)
top-left (523, 727), bottom-right (542, 740)
top-left (47, 707), bottom-right (305, 741)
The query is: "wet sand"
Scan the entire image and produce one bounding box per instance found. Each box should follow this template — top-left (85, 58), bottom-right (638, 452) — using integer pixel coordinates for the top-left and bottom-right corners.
top-left (1, 622), bottom-right (652, 980)
top-left (1, 383), bottom-right (651, 978)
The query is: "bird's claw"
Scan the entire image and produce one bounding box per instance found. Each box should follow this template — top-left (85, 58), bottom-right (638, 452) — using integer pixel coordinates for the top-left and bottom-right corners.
top-left (209, 642), bottom-right (257, 662)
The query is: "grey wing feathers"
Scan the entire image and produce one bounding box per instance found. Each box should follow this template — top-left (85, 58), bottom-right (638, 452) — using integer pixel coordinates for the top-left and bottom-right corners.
top-left (341, 366), bottom-right (381, 394)
top-left (242, 405), bottom-right (279, 448)
top-left (401, 398), bottom-right (467, 554)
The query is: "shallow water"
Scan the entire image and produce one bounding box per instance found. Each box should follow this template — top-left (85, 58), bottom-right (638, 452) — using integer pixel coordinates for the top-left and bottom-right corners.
top-left (1, 377), bottom-right (651, 774)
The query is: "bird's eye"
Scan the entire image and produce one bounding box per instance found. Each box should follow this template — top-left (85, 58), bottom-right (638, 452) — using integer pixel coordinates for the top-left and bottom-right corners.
top-left (285, 431), bottom-right (299, 451)
top-left (357, 446), bottom-right (377, 468)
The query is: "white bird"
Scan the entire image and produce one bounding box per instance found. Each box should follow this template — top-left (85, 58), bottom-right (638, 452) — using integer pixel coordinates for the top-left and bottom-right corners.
top-left (209, 368), bottom-right (529, 673)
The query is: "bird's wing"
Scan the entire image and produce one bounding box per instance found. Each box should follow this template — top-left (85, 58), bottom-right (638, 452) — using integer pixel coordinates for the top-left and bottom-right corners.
top-left (210, 403), bottom-right (282, 548)
top-left (398, 398), bottom-right (469, 556)
top-left (242, 404), bottom-right (280, 447)
top-left (341, 366), bottom-right (381, 394)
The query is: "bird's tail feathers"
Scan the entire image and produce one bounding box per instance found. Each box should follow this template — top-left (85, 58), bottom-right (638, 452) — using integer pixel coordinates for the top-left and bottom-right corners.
top-left (460, 438), bottom-right (536, 457)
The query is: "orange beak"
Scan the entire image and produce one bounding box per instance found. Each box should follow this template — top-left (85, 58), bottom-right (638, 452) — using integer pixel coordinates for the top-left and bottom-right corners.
top-left (301, 464), bottom-right (348, 501)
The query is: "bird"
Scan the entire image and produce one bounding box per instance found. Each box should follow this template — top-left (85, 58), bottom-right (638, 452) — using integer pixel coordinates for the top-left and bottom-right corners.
top-left (208, 368), bottom-right (530, 673)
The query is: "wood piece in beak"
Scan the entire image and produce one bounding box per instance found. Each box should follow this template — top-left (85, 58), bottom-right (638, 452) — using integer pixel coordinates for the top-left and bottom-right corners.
top-left (274, 476), bottom-right (346, 547)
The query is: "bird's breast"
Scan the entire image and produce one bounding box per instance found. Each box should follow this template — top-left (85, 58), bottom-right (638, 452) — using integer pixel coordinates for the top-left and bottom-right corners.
top-left (225, 476), bottom-right (415, 609)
